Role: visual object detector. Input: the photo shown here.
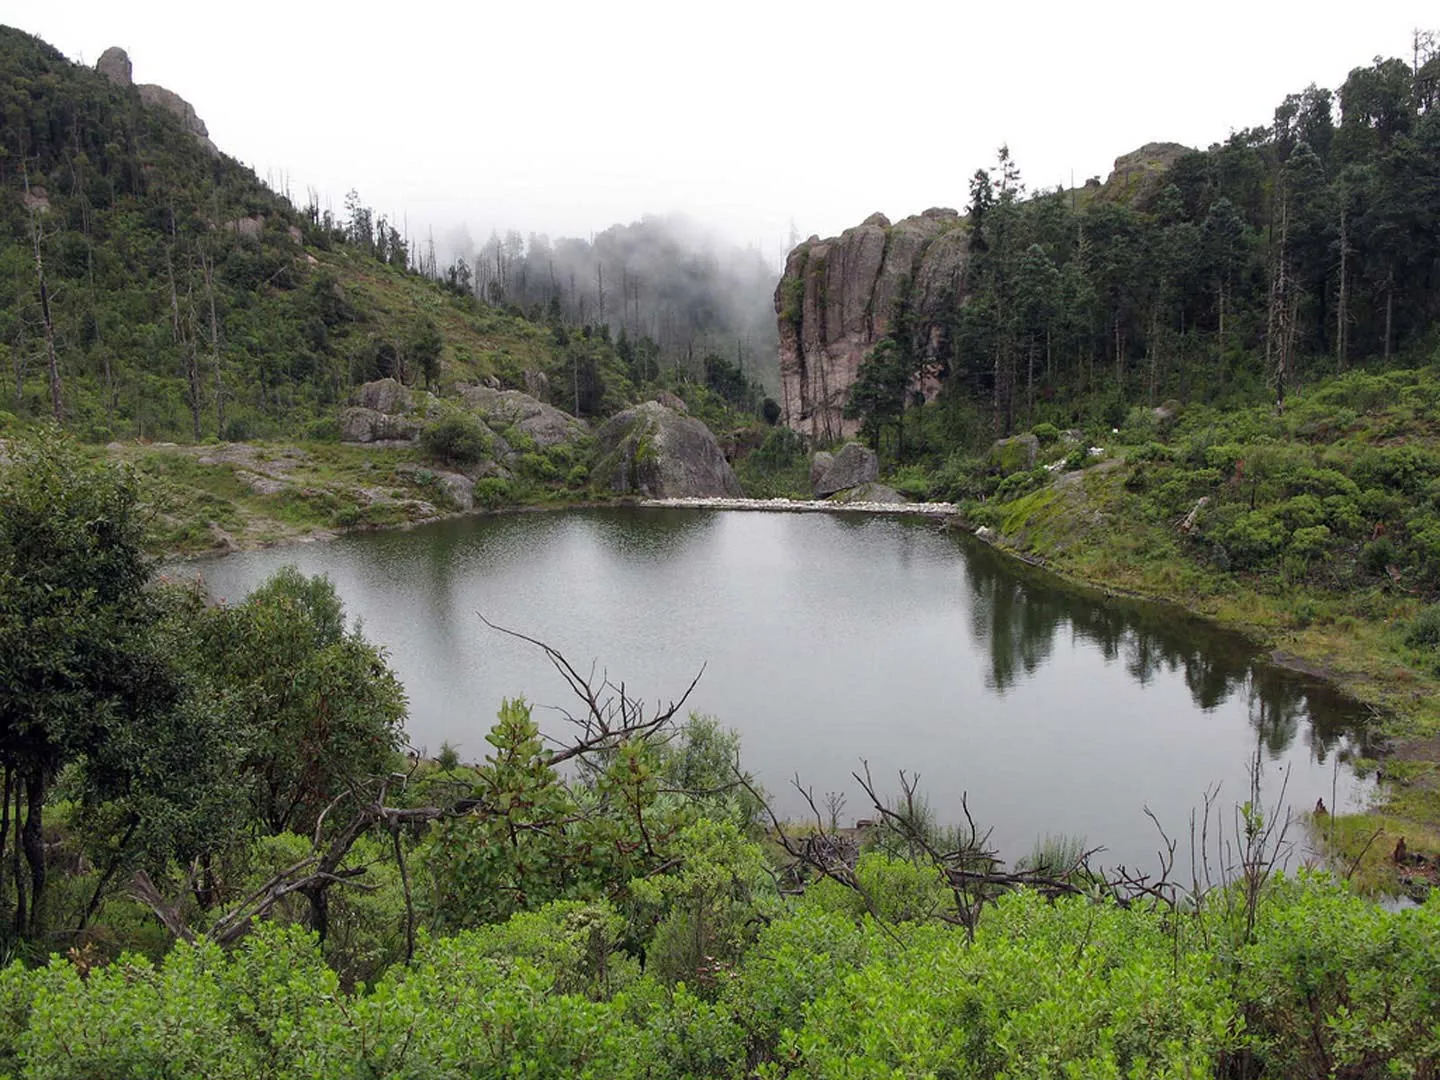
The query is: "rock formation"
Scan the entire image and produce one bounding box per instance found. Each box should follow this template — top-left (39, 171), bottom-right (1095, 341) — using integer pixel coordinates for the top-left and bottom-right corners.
top-left (812, 442), bottom-right (879, 497)
top-left (96, 47), bottom-right (218, 156)
top-left (776, 208), bottom-right (966, 443)
top-left (592, 402), bottom-right (742, 498)
top-left (1097, 142), bottom-right (1193, 203)
top-left (458, 386), bottom-right (588, 449)
top-left (775, 145), bottom-right (1191, 444)
top-left (340, 378), bottom-right (438, 443)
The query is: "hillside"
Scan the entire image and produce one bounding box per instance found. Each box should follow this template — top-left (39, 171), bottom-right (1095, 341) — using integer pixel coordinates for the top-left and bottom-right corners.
top-left (0, 28), bottom-right (658, 443)
top-left (778, 51), bottom-right (1440, 448)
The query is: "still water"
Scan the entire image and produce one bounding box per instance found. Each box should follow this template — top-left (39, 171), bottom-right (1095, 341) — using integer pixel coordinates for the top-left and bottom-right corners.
top-left (191, 507), bottom-right (1373, 870)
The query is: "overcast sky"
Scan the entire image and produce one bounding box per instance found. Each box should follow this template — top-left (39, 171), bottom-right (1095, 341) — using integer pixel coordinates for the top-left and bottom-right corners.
top-left (16, 1), bottom-right (1438, 262)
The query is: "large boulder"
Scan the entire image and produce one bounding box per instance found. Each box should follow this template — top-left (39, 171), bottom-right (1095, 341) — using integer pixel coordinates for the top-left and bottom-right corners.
top-left (459, 385), bottom-right (586, 449)
top-left (339, 379), bottom-right (437, 443)
top-left (988, 433), bottom-right (1040, 475)
top-left (829, 483), bottom-right (907, 505)
top-left (339, 407), bottom-right (422, 443)
top-left (353, 377), bottom-right (412, 415)
top-left (592, 402), bottom-right (742, 498)
top-left (813, 442), bottom-right (878, 497)
top-left (809, 451), bottom-right (835, 492)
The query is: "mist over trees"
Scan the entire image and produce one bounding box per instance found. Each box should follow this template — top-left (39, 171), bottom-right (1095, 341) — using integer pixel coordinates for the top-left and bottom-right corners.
top-left (448, 216), bottom-right (780, 392)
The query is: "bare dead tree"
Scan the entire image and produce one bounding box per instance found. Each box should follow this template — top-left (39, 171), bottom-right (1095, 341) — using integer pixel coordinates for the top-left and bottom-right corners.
top-left (129, 617), bottom-right (703, 952)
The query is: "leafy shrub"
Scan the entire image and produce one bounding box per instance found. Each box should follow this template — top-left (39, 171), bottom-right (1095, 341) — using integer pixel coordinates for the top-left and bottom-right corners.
top-left (1403, 603), bottom-right (1440, 649)
top-left (301, 417), bottom-right (340, 442)
top-left (994, 468), bottom-right (1046, 502)
top-left (1030, 422), bottom-right (1060, 445)
top-left (420, 413), bottom-right (491, 465)
top-left (472, 477), bottom-right (516, 509)
top-left (889, 464), bottom-right (933, 501)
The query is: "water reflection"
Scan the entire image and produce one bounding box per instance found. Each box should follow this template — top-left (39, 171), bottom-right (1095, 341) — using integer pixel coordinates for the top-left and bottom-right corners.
top-left (960, 539), bottom-right (1373, 767)
top-left (192, 508), bottom-right (1374, 869)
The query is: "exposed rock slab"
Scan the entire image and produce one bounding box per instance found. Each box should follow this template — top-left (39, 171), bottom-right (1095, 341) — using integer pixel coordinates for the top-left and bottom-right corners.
top-left (459, 385), bottom-right (586, 449)
top-left (592, 402), bottom-right (741, 498)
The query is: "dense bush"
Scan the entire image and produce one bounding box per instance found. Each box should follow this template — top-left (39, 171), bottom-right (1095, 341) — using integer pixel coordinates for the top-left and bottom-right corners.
top-left (419, 414), bottom-right (492, 465)
top-left (4, 876), bottom-right (1437, 1077)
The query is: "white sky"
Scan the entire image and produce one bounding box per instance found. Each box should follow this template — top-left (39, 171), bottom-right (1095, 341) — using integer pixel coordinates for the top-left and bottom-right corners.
top-left (15, 1), bottom-right (1438, 263)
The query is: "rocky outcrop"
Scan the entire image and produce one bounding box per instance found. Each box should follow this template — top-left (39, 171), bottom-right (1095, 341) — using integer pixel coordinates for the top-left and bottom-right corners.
top-left (592, 402), bottom-right (742, 498)
top-left (340, 378), bottom-right (438, 443)
top-left (96, 47), bottom-right (132, 87)
top-left (96, 47), bottom-right (218, 156)
top-left (775, 141), bottom-right (1193, 443)
top-left (1098, 142), bottom-right (1194, 204)
top-left (776, 208), bottom-right (965, 442)
top-left (459, 386), bottom-right (587, 449)
top-left (813, 442), bottom-right (879, 497)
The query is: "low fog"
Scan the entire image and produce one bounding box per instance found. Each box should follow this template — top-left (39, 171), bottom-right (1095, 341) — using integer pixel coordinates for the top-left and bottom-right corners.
top-left (439, 215), bottom-right (782, 390)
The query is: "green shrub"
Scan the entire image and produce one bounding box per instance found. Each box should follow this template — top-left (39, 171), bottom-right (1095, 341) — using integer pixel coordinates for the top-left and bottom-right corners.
top-left (473, 476), bottom-right (516, 508)
top-left (301, 417), bottom-right (341, 442)
top-left (1404, 604), bottom-right (1440, 649)
top-left (1030, 422), bottom-right (1060, 445)
top-left (889, 464), bottom-right (934, 501)
top-left (420, 413), bottom-right (492, 465)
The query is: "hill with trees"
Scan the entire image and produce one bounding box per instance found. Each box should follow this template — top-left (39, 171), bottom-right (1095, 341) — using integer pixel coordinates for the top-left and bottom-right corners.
top-left (0, 27), bottom-right (774, 450)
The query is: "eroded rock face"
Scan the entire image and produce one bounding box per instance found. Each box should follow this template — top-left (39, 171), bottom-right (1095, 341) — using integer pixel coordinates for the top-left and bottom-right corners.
top-left (96, 47), bottom-right (218, 156)
top-left (96, 47), bottom-right (132, 87)
top-left (459, 386), bottom-right (587, 449)
top-left (777, 208), bottom-right (965, 442)
top-left (813, 442), bottom-right (878, 497)
top-left (339, 407), bottom-right (422, 444)
top-left (592, 402), bottom-right (742, 498)
top-left (340, 379), bottom-right (439, 443)
top-left (1099, 142), bottom-right (1194, 203)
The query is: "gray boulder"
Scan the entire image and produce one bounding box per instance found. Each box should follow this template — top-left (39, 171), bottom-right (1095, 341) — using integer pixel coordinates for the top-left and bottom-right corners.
top-left (353, 377), bottom-right (412, 415)
top-left (809, 451), bottom-right (835, 493)
top-left (339, 407), bottom-right (422, 443)
top-left (592, 402), bottom-right (742, 498)
top-left (814, 442), bottom-right (878, 497)
top-left (97, 46), bottom-right (132, 87)
top-left (459, 385), bottom-right (586, 450)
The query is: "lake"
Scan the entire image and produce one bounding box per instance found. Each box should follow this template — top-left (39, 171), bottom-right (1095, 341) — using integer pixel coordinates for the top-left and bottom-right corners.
top-left (187, 507), bottom-right (1374, 871)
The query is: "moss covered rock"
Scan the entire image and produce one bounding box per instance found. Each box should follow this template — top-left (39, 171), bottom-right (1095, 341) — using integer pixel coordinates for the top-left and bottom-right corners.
top-left (592, 402), bottom-right (742, 498)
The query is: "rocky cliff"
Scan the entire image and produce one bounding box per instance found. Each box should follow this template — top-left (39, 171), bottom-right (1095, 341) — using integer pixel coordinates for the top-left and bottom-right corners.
top-left (96, 46), bottom-right (218, 155)
top-left (774, 143), bottom-right (1193, 443)
top-left (775, 208), bottom-right (968, 442)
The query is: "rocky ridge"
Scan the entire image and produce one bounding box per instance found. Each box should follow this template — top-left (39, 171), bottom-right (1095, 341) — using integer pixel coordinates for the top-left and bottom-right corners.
top-left (96, 46), bottom-right (218, 155)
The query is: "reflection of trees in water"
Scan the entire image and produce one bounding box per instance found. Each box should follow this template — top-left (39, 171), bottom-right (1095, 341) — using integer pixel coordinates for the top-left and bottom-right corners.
top-left (961, 542), bottom-right (1371, 764)
top-left (588, 507), bottom-right (714, 561)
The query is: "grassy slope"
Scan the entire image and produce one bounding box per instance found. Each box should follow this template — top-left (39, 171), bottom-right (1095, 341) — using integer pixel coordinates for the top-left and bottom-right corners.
top-left (965, 362), bottom-right (1440, 881)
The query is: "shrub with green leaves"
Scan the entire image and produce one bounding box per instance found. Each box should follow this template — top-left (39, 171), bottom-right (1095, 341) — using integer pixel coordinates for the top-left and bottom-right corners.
top-left (420, 413), bottom-right (492, 465)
